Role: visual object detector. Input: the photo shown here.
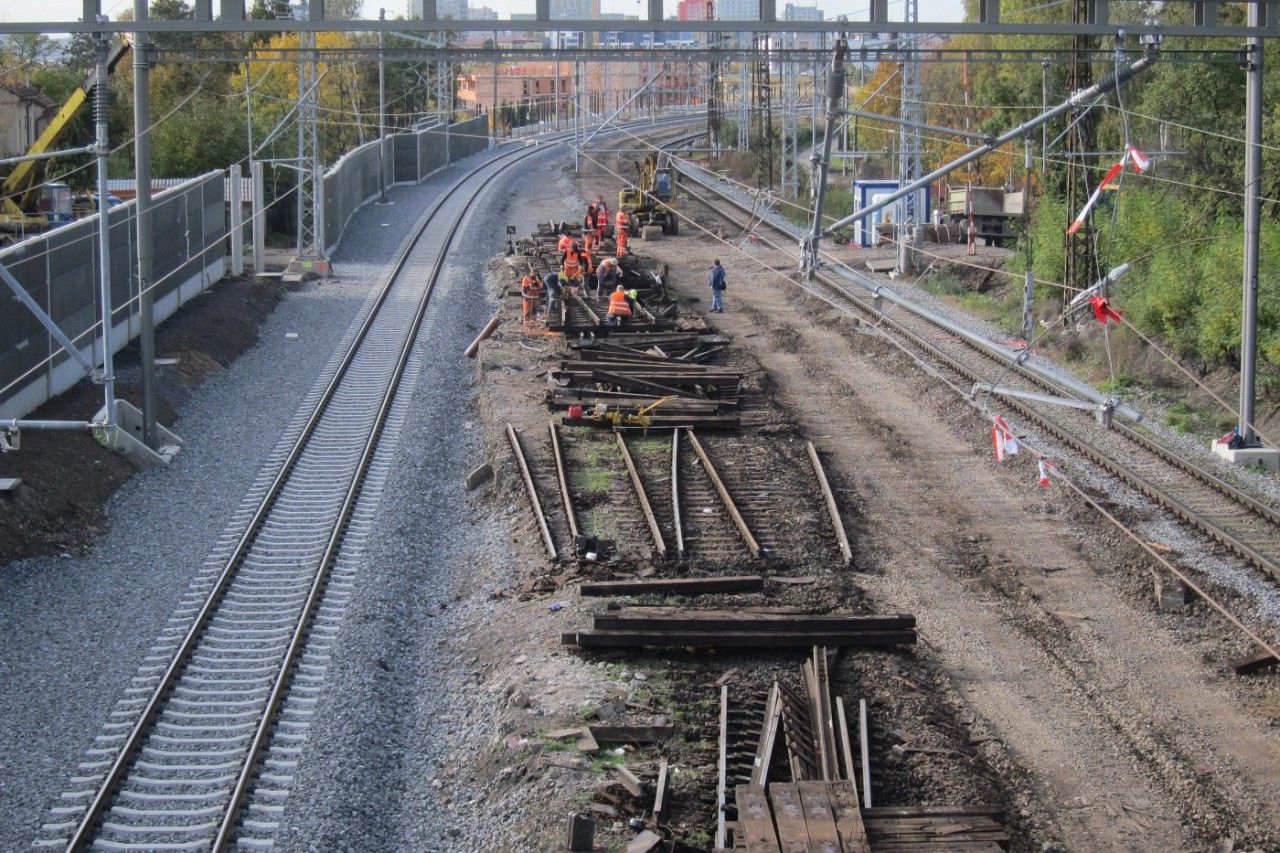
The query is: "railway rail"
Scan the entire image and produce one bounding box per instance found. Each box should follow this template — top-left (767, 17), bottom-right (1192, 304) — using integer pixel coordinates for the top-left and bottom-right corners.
top-left (42, 116), bottom-right (703, 852)
top-left (674, 157), bottom-right (1280, 610)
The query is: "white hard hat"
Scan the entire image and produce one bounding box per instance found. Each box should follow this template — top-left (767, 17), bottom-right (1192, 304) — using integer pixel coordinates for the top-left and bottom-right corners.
top-left (608, 258), bottom-right (618, 266)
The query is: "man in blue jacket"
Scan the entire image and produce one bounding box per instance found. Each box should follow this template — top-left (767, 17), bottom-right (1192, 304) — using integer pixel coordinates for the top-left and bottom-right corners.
top-left (708, 259), bottom-right (726, 313)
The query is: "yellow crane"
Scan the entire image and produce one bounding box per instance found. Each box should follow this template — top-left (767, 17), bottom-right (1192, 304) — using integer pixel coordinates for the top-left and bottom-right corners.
top-left (1, 40), bottom-right (131, 240)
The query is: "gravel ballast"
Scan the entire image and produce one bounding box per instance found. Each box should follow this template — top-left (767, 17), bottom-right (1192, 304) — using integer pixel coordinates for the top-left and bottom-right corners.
top-left (0, 156), bottom-right (508, 849)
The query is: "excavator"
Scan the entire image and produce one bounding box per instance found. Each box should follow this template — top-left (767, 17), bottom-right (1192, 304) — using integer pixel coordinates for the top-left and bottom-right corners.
top-left (618, 152), bottom-right (679, 236)
top-left (0, 40), bottom-right (131, 244)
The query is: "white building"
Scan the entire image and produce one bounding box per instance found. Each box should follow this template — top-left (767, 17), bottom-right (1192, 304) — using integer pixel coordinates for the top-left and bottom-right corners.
top-left (784, 3), bottom-right (822, 21)
top-left (411, 0), bottom-right (468, 19)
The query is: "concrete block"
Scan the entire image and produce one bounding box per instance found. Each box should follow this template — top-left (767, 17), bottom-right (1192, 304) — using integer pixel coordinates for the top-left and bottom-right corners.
top-left (466, 462), bottom-right (493, 491)
top-left (566, 813), bottom-right (594, 851)
top-left (1211, 440), bottom-right (1280, 472)
top-left (0, 477), bottom-right (21, 493)
top-left (641, 225), bottom-right (662, 241)
top-left (1154, 573), bottom-right (1192, 613)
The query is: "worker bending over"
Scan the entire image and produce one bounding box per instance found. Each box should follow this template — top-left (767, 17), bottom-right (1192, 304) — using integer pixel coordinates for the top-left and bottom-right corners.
top-left (614, 209), bottom-right (631, 257)
top-left (557, 232), bottom-right (574, 253)
top-left (607, 283), bottom-right (632, 326)
top-left (543, 271), bottom-right (562, 319)
top-left (595, 257), bottom-right (620, 298)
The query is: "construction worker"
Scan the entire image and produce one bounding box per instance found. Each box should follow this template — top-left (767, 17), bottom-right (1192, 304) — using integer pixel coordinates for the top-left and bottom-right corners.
top-left (557, 231), bottom-right (574, 253)
top-left (607, 283), bottom-right (632, 326)
top-left (594, 203), bottom-right (609, 242)
top-left (583, 228), bottom-right (598, 256)
top-left (584, 199), bottom-right (599, 233)
top-left (560, 240), bottom-right (586, 288)
top-left (625, 286), bottom-right (640, 316)
top-left (614, 209), bottom-right (631, 257)
top-left (521, 273), bottom-right (541, 323)
top-left (708, 258), bottom-right (726, 314)
top-left (544, 271), bottom-right (562, 318)
top-left (595, 257), bottom-right (620, 298)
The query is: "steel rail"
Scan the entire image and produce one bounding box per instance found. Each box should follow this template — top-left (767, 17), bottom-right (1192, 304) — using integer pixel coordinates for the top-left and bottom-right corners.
top-left (616, 431), bottom-right (667, 558)
top-left (671, 429), bottom-right (686, 559)
top-left (686, 428), bottom-right (762, 558)
top-left (549, 419), bottom-right (581, 542)
top-left (677, 164), bottom-right (1280, 588)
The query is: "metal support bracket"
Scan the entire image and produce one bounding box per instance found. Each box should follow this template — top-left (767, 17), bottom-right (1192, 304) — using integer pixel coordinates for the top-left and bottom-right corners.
top-left (0, 260), bottom-right (98, 378)
top-left (974, 382), bottom-right (1116, 427)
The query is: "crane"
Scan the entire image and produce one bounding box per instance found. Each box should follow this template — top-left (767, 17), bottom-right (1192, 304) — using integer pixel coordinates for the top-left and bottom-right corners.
top-left (1, 39), bottom-right (131, 241)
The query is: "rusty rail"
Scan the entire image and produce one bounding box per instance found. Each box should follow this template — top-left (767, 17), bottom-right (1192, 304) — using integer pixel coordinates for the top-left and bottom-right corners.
top-left (616, 431), bottom-right (667, 557)
top-left (507, 423), bottom-right (557, 560)
top-left (807, 441), bottom-right (853, 567)
top-left (549, 420), bottom-right (580, 542)
top-left (686, 428), bottom-right (762, 557)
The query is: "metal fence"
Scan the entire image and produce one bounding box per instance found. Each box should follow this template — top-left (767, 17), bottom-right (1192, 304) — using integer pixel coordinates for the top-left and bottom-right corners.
top-left (0, 172), bottom-right (226, 421)
top-left (324, 115), bottom-right (491, 255)
top-left (2, 114), bottom-right (493, 422)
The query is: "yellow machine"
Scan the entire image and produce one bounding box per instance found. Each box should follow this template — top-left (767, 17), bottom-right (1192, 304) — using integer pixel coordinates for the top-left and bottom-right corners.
top-left (618, 152), bottom-right (679, 236)
top-left (0, 40), bottom-right (131, 242)
top-left (593, 395), bottom-right (675, 429)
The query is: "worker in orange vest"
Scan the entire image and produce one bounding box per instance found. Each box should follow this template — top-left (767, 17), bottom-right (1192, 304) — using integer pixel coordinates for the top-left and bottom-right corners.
top-left (594, 204), bottom-right (609, 242)
top-left (560, 240), bottom-right (586, 288)
top-left (595, 257), bottom-right (620, 297)
top-left (614, 209), bottom-right (631, 257)
top-left (607, 283), bottom-right (632, 326)
top-left (521, 273), bottom-right (541, 323)
top-left (557, 232), bottom-right (573, 253)
top-left (583, 228), bottom-right (598, 256)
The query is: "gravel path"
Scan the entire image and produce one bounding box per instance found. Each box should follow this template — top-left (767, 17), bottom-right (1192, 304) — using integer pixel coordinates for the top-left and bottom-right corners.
top-left (0, 156), bottom-right (500, 849)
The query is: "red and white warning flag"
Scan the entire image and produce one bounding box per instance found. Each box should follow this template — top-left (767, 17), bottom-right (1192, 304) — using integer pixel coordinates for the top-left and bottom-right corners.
top-left (1067, 161), bottom-right (1124, 235)
top-left (992, 416), bottom-right (1019, 462)
top-left (1126, 145), bottom-right (1150, 173)
top-left (1038, 459), bottom-right (1052, 488)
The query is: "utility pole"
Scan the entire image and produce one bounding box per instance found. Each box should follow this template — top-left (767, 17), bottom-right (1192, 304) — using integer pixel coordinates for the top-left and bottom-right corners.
top-left (802, 39), bottom-right (845, 279)
top-left (1240, 1), bottom-right (1264, 445)
top-left (378, 8), bottom-right (388, 203)
top-left (1021, 135), bottom-right (1034, 342)
top-left (293, 2), bottom-right (324, 268)
top-left (896, 0), bottom-right (921, 276)
top-left (1063, 0), bottom-right (1096, 293)
top-left (93, 27), bottom-right (116, 431)
top-left (133, 0), bottom-right (157, 448)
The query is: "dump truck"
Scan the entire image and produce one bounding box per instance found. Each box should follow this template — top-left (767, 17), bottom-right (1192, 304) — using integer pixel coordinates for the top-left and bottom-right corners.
top-left (942, 185), bottom-right (1025, 247)
top-left (619, 152), bottom-right (679, 236)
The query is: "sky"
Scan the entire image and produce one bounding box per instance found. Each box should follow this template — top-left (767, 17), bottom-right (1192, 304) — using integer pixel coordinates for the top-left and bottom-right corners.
top-left (1, 0), bottom-right (967, 25)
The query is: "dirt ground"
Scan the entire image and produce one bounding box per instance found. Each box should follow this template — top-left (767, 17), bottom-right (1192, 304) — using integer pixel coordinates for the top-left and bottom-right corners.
top-left (645, 188), bottom-right (1280, 849)
top-left (447, 142), bottom-right (1280, 852)
top-left (0, 276), bottom-right (282, 567)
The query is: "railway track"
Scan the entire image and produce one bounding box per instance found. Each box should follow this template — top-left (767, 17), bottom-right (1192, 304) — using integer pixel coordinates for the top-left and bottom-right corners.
top-left (40, 117), bottom-right (705, 852)
top-left (675, 158), bottom-right (1280, 599)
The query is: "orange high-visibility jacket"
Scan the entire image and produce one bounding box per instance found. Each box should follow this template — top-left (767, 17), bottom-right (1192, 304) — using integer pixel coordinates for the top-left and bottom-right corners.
top-left (615, 210), bottom-right (630, 231)
top-left (562, 250), bottom-right (584, 278)
top-left (557, 234), bottom-right (573, 252)
top-left (608, 290), bottom-right (632, 316)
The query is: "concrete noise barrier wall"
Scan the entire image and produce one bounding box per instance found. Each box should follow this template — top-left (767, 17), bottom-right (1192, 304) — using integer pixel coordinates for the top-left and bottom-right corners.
top-left (0, 172), bottom-right (227, 421)
top-left (326, 114), bottom-right (492, 256)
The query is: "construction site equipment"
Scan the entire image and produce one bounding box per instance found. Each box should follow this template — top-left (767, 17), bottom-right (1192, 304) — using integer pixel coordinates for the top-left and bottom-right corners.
top-left (587, 395), bottom-right (675, 429)
top-left (618, 152), bottom-right (679, 236)
top-left (942, 184), bottom-right (1025, 247)
top-left (0, 39), bottom-right (131, 242)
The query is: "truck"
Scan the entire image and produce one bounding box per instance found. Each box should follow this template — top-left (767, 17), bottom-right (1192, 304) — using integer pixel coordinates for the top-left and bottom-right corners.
top-left (941, 184), bottom-right (1025, 247)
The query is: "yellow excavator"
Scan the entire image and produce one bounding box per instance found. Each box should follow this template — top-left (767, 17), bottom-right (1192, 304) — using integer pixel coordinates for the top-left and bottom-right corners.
top-left (618, 152), bottom-right (679, 236)
top-left (0, 40), bottom-right (131, 243)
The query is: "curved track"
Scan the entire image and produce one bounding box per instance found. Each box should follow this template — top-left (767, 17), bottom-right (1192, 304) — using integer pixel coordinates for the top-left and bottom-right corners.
top-left (675, 159), bottom-right (1280, 595)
